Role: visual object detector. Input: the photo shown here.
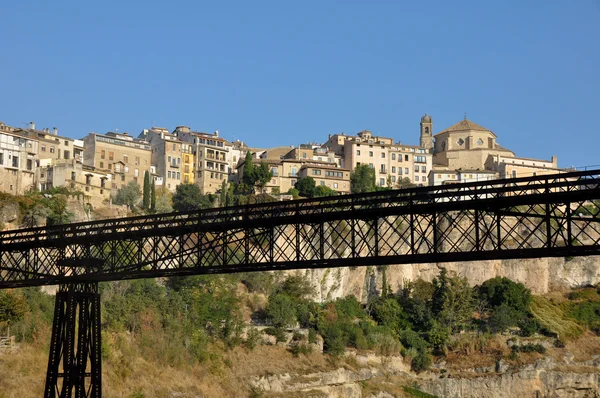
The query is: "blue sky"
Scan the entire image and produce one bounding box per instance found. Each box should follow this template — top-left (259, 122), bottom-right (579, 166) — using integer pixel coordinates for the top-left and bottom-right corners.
top-left (1, 1), bottom-right (599, 168)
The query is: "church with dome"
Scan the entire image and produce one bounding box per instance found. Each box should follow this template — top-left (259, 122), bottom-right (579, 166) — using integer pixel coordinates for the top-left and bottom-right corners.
top-left (419, 114), bottom-right (560, 185)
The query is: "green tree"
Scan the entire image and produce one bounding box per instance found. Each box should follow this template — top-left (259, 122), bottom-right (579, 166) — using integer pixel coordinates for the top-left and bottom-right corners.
top-left (241, 152), bottom-right (255, 188)
top-left (432, 268), bottom-right (474, 333)
top-left (219, 180), bottom-right (228, 207)
top-left (350, 164), bottom-right (376, 193)
top-left (253, 162), bottom-right (273, 193)
top-left (295, 177), bottom-right (316, 197)
top-left (396, 177), bottom-right (416, 189)
top-left (150, 179), bottom-right (156, 212)
top-left (114, 181), bottom-right (142, 210)
top-left (314, 185), bottom-right (338, 197)
top-left (477, 277), bottom-right (531, 313)
top-left (0, 290), bottom-right (27, 327)
top-left (143, 170), bottom-right (151, 210)
top-left (172, 183), bottom-right (213, 212)
top-left (267, 293), bottom-right (297, 328)
top-left (154, 186), bottom-right (172, 213)
top-left (45, 194), bottom-right (74, 225)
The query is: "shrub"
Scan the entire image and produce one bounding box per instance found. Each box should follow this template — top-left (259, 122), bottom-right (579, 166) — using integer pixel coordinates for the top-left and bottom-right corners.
top-left (411, 352), bottom-right (432, 373)
top-left (399, 329), bottom-right (429, 353)
top-left (488, 304), bottom-right (524, 333)
top-left (264, 327), bottom-right (287, 343)
top-left (267, 293), bottom-right (297, 328)
top-left (245, 327), bottom-right (262, 350)
top-left (478, 277), bottom-right (531, 313)
top-left (308, 328), bottom-right (317, 344)
top-left (370, 332), bottom-right (401, 356)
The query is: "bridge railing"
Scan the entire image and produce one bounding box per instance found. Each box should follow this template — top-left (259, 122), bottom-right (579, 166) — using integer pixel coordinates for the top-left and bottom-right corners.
top-left (0, 169), bottom-right (598, 247)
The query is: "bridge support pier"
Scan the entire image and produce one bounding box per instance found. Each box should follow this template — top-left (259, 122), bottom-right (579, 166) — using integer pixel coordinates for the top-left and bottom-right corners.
top-left (44, 282), bottom-right (102, 398)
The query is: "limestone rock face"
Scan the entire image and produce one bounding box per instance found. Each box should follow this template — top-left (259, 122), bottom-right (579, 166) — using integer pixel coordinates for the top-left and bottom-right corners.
top-left (0, 201), bottom-right (19, 224)
top-left (293, 256), bottom-right (600, 302)
top-left (419, 370), bottom-right (600, 398)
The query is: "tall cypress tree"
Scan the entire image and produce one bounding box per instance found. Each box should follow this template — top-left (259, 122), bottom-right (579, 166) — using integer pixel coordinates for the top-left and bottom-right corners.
top-left (150, 179), bottom-right (156, 212)
top-left (143, 170), bottom-right (151, 210)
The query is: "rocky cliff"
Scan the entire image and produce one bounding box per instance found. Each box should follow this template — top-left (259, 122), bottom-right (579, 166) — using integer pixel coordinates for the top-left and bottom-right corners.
top-left (295, 255), bottom-right (600, 303)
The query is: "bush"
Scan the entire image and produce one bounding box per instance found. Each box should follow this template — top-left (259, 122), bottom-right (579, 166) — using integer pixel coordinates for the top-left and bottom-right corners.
top-left (478, 277), bottom-right (531, 313)
top-left (370, 332), bottom-right (401, 356)
top-left (411, 352), bottom-right (432, 373)
top-left (512, 343), bottom-right (546, 354)
top-left (519, 317), bottom-right (542, 337)
top-left (267, 293), bottom-right (297, 328)
top-left (245, 328), bottom-right (262, 350)
top-left (488, 304), bottom-right (524, 333)
top-left (264, 327), bottom-right (287, 343)
top-left (399, 329), bottom-right (429, 353)
top-left (308, 328), bottom-right (317, 344)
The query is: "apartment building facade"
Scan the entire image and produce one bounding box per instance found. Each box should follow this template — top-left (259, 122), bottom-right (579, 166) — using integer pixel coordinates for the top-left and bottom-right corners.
top-left (140, 128), bottom-right (195, 191)
top-left (324, 130), bottom-right (433, 187)
top-left (175, 127), bottom-right (234, 194)
top-left (83, 132), bottom-right (152, 193)
top-left (0, 123), bottom-right (38, 194)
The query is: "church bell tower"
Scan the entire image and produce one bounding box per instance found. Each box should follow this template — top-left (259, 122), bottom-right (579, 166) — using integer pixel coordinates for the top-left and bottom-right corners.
top-left (420, 114), bottom-right (434, 151)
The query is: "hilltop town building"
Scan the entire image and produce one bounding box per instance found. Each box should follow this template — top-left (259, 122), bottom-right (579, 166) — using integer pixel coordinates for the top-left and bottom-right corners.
top-left (175, 127), bottom-right (235, 194)
top-left (323, 130), bottom-right (433, 187)
top-left (427, 115), bottom-right (561, 185)
top-left (83, 132), bottom-right (152, 193)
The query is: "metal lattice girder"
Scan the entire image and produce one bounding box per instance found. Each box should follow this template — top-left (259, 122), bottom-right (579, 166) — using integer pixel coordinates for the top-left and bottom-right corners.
top-left (44, 282), bottom-right (101, 398)
top-left (0, 170), bottom-right (599, 288)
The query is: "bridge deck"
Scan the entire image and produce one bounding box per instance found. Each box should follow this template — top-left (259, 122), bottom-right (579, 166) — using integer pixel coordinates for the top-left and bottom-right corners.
top-left (0, 169), bottom-right (599, 288)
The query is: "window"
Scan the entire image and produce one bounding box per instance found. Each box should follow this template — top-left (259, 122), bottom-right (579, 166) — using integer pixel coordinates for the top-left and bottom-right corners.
top-left (271, 167), bottom-right (278, 176)
top-left (109, 152), bottom-right (114, 160)
top-left (381, 153), bottom-right (385, 158)
top-left (391, 176), bottom-right (396, 183)
top-left (356, 150), bottom-right (360, 155)
top-left (27, 159), bottom-right (33, 170)
top-left (177, 172), bottom-right (180, 179)
top-left (168, 171), bottom-right (172, 178)
top-left (415, 176), bottom-right (420, 181)
top-left (135, 156), bottom-right (140, 165)
top-left (421, 166), bottom-right (426, 173)
top-left (392, 166), bottom-right (396, 173)
top-left (134, 169), bottom-right (139, 177)
top-left (423, 176), bottom-right (427, 182)
top-left (64, 150), bottom-right (70, 159)
top-left (291, 168), bottom-right (297, 176)
top-left (380, 165), bottom-right (386, 173)
top-left (391, 154), bottom-right (396, 160)
top-left (0, 153), bottom-right (3, 164)
top-left (414, 165), bottom-right (419, 172)
top-left (405, 155), bottom-right (409, 161)
top-left (120, 175), bottom-right (125, 182)
top-left (320, 181), bottom-right (325, 186)
top-left (333, 183), bottom-right (338, 189)
top-left (12, 156), bottom-right (18, 168)
top-left (312, 169), bottom-right (322, 175)
top-left (86, 175), bottom-right (91, 185)
top-left (49, 147), bottom-right (55, 154)
top-left (168, 156), bottom-right (172, 163)
top-left (101, 150), bottom-right (105, 159)
top-left (124, 166), bottom-right (129, 173)
top-left (415, 155), bottom-right (426, 163)
top-left (512, 170), bottom-right (517, 178)
top-left (379, 178), bottom-right (385, 186)
top-left (99, 161), bottom-right (104, 168)
top-left (369, 151), bottom-right (373, 157)
top-left (369, 163), bottom-right (373, 168)
top-left (302, 153), bottom-right (307, 159)
top-left (108, 164), bottom-right (112, 170)
top-left (173, 143), bottom-right (176, 151)
top-left (405, 168), bottom-right (409, 174)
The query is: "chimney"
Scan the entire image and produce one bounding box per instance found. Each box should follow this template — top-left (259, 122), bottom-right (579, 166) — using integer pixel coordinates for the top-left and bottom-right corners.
top-left (551, 155), bottom-right (558, 167)
top-left (214, 130), bottom-right (219, 137)
top-left (29, 121), bottom-right (35, 130)
top-left (53, 127), bottom-right (58, 135)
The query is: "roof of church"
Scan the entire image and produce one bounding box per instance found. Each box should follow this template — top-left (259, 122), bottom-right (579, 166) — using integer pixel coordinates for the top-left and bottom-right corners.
top-left (435, 119), bottom-right (496, 137)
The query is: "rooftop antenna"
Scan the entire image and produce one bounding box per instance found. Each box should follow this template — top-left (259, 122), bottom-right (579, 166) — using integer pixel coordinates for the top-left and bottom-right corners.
top-left (464, 112), bottom-right (467, 120)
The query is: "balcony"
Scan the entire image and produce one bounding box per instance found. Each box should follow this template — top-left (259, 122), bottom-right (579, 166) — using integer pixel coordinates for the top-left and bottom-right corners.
top-left (169, 163), bottom-right (180, 168)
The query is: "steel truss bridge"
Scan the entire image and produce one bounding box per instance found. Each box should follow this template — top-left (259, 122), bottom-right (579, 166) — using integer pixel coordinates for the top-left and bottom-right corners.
top-left (0, 169), bottom-right (599, 397)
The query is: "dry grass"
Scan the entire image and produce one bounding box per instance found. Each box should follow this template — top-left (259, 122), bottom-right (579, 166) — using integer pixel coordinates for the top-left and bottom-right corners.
top-left (530, 296), bottom-right (584, 340)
